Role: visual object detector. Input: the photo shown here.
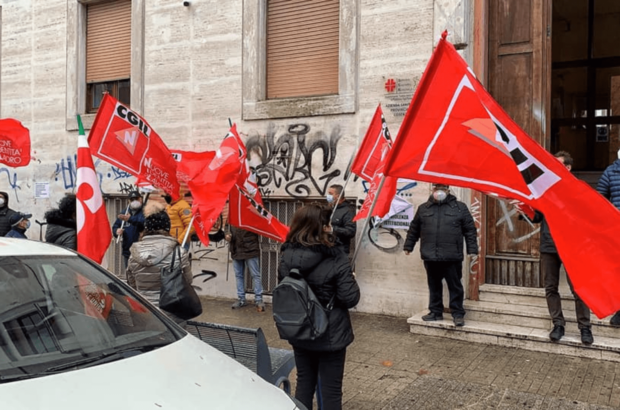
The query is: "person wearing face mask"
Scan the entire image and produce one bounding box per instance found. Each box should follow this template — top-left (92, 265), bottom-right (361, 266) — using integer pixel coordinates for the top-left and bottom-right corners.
top-left (0, 191), bottom-right (17, 237)
top-left (326, 184), bottom-right (356, 255)
top-left (163, 192), bottom-right (194, 251)
top-left (5, 212), bottom-right (32, 239)
top-left (112, 190), bottom-right (146, 268)
top-left (403, 184), bottom-right (478, 326)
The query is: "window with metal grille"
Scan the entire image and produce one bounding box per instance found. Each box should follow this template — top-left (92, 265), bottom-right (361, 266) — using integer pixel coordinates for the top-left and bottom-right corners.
top-left (86, 0), bottom-right (131, 113)
top-left (266, 0), bottom-right (340, 99)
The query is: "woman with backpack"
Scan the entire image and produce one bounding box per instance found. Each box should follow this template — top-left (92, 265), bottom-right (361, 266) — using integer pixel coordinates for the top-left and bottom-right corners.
top-left (277, 204), bottom-right (360, 410)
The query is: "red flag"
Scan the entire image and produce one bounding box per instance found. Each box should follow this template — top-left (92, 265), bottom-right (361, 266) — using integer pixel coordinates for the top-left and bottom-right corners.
top-left (353, 114), bottom-right (397, 221)
top-left (88, 94), bottom-right (180, 200)
top-left (171, 149), bottom-right (216, 182)
top-left (189, 125), bottom-right (244, 246)
top-left (229, 186), bottom-right (289, 242)
top-left (76, 118), bottom-right (112, 264)
top-left (351, 105), bottom-right (392, 181)
top-left (0, 119), bottom-right (30, 167)
top-left (384, 32), bottom-right (620, 318)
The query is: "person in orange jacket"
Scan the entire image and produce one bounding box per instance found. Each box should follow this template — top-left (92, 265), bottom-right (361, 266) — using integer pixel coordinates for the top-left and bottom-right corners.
top-left (163, 193), bottom-right (194, 251)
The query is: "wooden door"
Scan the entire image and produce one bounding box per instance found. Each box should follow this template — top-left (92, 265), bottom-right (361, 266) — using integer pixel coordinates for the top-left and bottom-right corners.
top-left (484, 0), bottom-right (552, 287)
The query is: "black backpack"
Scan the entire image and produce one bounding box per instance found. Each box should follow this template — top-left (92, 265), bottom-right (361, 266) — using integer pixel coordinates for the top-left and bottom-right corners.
top-left (272, 268), bottom-right (335, 342)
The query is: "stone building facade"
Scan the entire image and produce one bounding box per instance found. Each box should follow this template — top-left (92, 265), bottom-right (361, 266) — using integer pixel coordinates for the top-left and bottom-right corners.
top-left (0, 0), bottom-right (472, 317)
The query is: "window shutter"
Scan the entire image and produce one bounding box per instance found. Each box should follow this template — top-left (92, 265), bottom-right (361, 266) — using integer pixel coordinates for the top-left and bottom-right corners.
top-left (86, 0), bottom-right (132, 84)
top-left (267, 0), bottom-right (340, 99)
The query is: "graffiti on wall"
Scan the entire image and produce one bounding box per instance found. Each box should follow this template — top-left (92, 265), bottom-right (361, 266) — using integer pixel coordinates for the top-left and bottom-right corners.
top-left (246, 123), bottom-right (344, 198)
top-left (54, 154), bottom-right (131, 191)
top-left (0, 167), bottom-right (21, 201)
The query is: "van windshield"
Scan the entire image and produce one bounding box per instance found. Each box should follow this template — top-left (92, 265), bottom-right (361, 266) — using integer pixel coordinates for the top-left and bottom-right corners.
top-left (0, 255), bottom-right (179, 382)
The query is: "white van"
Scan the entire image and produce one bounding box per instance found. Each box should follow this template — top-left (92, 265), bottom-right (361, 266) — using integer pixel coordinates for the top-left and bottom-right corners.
top-left (0, 238), bottom-right (303, 409)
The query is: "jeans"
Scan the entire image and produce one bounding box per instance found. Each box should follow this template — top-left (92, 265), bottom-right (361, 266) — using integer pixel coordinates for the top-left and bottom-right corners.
top-left (542, 253), bottom-right (591, 329)
top-left (294, 347), bottom-right (347, 410)
top-left (233, 257), bottom-right (263, 302)
top-left (424, 261), bottom-right (465, 318)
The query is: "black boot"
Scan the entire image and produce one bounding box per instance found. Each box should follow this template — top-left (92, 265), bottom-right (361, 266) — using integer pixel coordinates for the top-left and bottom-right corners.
top-left (549, 325), bottom-right (564, 342)
top-left (421, 312), bottom-right (443, 321)
top-left (580, 328), bottom-right (594, 345)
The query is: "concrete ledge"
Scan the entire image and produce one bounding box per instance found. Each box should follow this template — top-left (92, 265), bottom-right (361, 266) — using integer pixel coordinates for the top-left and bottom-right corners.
top-left (408, 313), bottom-right (620, 362)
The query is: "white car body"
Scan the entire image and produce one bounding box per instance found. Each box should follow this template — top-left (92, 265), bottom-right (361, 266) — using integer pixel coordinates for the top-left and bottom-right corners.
top-left (0, 238), bottom-right (300, 410)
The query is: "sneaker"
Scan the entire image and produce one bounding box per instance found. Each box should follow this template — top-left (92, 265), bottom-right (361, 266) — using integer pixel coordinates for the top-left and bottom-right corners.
top-left (256, 302), bottom-right (265, 312)
top-left (231, 299), bottom-right (247, 309)
top-left (580, 328), bottom-right (594, 345)
top-left (610, 311), bottom-right (620, 327)
top-left (453, 317), bottom-right (465, 327)
top-left (549, 325), bottom-right (564, 342)
top-left (421, 312), bottom-right (443, 321)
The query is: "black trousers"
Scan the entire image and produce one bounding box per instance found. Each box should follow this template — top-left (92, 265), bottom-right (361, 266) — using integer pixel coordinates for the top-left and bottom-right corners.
top-left (293, 347), bottom-right (347, 410)
top-left (541, 252), bottom-right (591, 329)
top-left (424, 261), bottom-right (465, 318)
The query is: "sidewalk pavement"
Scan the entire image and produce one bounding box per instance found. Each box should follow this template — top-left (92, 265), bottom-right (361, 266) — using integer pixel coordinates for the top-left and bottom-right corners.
top-left (194, 296), bottom-right (620, 410)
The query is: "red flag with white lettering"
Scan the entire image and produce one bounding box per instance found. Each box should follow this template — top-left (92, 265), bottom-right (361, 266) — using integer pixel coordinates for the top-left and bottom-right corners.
top-left (0, 119), bottom-right (30, 168)
top-left (229, 185), bottom-right (289, 242)
top-left (88, 94), bottom-right (180, 200)
top-left (171, 149), bottom-right (216, 183)
top-left (384, 32), bottom-right (620, 318)
top-left (351, 105), bottom-right (391, 181)
top-left (76, 116), bottom-right (112, 263)
top-left (188, 125), bottom-right (244, 246)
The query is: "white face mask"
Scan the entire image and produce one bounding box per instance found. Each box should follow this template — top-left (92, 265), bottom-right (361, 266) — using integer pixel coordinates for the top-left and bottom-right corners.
top-left (326, 194), bottom-right (335, 203)
top-left (0, 198), bottom-right (4, 207)
top-left (24, 221), bottom-right (31, 230)
top-left (433, 190), bottom-right (447, 202)
top-left (130, 200), bottom-right (141, 210)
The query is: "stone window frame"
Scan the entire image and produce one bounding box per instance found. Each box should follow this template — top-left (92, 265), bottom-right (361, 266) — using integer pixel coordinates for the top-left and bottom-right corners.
top-left (66, 0), bottom-right (145, 131)
top-left (242, 0), bottom-right (359, 120)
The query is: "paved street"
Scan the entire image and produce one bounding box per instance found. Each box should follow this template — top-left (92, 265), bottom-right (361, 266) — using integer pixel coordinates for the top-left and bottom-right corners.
top-left (195, 297), bottom-right (620, 410)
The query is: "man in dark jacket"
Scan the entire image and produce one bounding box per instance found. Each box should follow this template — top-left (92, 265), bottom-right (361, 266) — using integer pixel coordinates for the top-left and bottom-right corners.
top-left (44, 193), bottom-right (77, 250)
top-left (327, 184), bottom-right (356, 254)
top-left (596, 151), bottom-right (620, 326)
top-left (112, 190), bottom-right (146, 267)
top-left (531, 151), bottom-right (593, 344)
top-left (225, 226), bottom-right (264, 311)
top-left (0, 191), bottom-right (17, 237)
top-left (5, 212), bottom-right (31, 239)
top-left (404, 184), bottom-right (478, 326)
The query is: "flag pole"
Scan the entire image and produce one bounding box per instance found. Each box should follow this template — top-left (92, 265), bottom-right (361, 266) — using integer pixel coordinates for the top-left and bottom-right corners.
top-left (329, 140), bottom-right (361, 225)
top-left (350, 176), bottom-right (387, 271)
top-left (181, 215), bottom-right (195, 249)
top-left (115, 204), bottom-right (131, 244)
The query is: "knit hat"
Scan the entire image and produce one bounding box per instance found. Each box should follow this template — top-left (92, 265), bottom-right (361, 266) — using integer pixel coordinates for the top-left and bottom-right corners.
top-left (143, 201), bottom-right (171, 232)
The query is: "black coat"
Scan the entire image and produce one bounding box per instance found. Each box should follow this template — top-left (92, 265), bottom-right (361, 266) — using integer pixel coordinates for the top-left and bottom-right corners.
top-left (0, 191), bottom-right (17, 237)
top-left (331, 202), bottom-right (356, 254)
top-left (404, 194), bottom-right (478, 261)
top-left (530, 211), bottom-right (557, 254)
top-left (229, 226), bottom-right (260, 260)
top-left (44, 209), bottom-right (77, 250)
top-left (278, 242), bottom-right (360, 352)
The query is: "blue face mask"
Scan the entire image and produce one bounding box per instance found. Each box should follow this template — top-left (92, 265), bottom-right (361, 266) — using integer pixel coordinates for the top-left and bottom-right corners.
top-left (25, 221), bottom-right (31, 230)
top-left (326, 194), bottom-right (335, 203)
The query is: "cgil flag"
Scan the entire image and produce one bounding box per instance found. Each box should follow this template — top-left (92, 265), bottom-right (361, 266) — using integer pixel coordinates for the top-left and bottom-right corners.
top-left (171, 149), bottom-right (216, 183)
top-left (351, 105), bottom-right (392, 181)
top-left (384, 32), bottom-right (620, 318)
top-left (76, 115), bottom-right (112, 264)
top-left (88, 94), bottom-right (181, 200)
top-left (353, 105), bottom-right (397, 221)
top-left (0, 119), bottom-right (31, 168)
top-left (189, 125), bottom-right (245, 246)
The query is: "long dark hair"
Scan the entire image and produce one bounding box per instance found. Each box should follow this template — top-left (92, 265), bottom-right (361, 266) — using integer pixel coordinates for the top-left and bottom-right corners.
top-left (286, 204), bottom-right (335, 247)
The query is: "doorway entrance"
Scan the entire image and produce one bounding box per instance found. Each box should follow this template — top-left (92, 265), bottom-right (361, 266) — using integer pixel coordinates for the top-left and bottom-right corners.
top-left (480, 0), bottom-right (620, 289)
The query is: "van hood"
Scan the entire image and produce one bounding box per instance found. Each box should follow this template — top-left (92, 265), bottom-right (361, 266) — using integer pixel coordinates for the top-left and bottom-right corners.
top-left (0, 334), bottom-right (298, 410)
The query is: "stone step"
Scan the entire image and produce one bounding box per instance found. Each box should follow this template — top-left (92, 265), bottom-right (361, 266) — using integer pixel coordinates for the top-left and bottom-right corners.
top-left (463, 300), bottom-right (620, 338)
top-left (478, 284), bottom-right (579, 310)
top-left (408, 312), bottom-right (620, 363)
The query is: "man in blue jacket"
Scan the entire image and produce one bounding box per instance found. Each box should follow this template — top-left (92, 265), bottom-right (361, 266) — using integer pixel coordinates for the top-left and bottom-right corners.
top-left (5, 212), bottom-right (31, 239)
top-left (597, 150), bottom-right (620, 326)
top-left (112, 191), bottom-right (145, 267)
